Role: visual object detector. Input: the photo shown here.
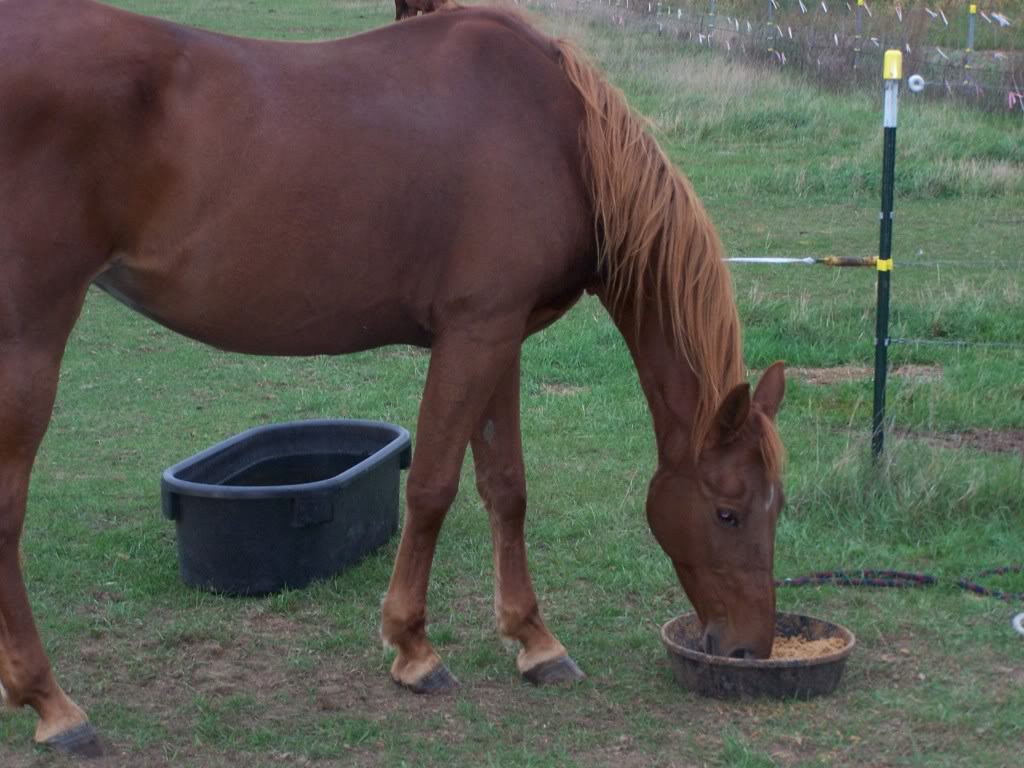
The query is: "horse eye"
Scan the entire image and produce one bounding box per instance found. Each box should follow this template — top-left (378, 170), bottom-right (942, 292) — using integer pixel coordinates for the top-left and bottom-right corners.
top-left (716, 508), bottom-right (739, 527)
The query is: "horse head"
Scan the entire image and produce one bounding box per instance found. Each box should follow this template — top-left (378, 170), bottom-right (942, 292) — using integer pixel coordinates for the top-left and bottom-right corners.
top-left (647, 363), bottom-right (786, 659)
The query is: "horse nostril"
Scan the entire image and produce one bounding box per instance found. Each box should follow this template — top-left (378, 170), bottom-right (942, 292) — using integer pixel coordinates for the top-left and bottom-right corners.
top-left (730, 647), bottom-right (756, 660)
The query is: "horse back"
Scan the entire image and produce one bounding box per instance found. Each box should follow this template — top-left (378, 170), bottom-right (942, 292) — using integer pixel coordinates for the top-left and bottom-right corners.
top-left (0, 2), bottom-right (594, 353)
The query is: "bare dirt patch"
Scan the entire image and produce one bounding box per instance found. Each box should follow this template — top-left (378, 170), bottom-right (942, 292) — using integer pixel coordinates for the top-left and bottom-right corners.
top-left (540, 383), bottom-right (589, 396)
top-left (48, 613), bottom-right (389, 767)
top-left (782, 364), bottom-right (942, 386)
top-left (376, 346), bottom-right (429, 360)
top-left (896, 428), bottom-right (1024, 456)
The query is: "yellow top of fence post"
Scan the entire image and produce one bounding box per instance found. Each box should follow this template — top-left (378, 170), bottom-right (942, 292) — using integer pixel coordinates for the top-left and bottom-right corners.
top-left (969, 4), bottom-right (976, 14)
top-left (883, 50), bottom-right (903, 81)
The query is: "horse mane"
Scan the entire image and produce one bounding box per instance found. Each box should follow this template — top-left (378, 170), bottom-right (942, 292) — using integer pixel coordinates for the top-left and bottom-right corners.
top-left (552, 38), bottom-right (745, 459)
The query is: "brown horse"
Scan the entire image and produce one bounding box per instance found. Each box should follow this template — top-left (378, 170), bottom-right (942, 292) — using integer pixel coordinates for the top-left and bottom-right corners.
top-left (0, 0), bottom-right (786, 756)
top-left (396, 0), bottom-right (451, 21)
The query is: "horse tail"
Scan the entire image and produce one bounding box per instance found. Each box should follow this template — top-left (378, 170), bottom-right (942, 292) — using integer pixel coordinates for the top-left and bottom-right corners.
top-left (555, 40), bottom-right (744, 456)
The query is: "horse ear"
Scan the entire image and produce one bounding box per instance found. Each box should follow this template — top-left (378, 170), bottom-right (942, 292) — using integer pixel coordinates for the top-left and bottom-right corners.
top-left (753, 361), bottom-right (786, 421)
top-left (707, 382), bottom-right (751, 448)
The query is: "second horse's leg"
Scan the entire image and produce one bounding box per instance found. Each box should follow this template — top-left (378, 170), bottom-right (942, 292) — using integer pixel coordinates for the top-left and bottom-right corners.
top-left (381, 330), bottom-right (521, 693)
top-left (470, 357), bottom-right (585, 685)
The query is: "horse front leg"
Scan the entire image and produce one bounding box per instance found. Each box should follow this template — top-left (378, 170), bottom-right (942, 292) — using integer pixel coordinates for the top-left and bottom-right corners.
top-left (470, 357), bottom-right (585, 686)
top-left (381, 328), bottom-right (522, 693)
top-left (0, 336), bottom-right (100, 756)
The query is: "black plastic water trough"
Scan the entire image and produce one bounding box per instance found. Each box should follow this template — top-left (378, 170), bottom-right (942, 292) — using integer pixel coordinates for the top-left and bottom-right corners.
top-left (161, 420), bottom-right (411, 596)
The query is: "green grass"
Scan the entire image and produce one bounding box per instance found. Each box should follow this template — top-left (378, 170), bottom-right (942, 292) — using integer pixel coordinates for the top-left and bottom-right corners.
top-left (1, 2), bottom-right (1022, 767)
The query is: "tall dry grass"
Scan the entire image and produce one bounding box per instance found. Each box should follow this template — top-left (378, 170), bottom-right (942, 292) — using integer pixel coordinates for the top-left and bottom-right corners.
top-left (538, 5), bottom-right (1024, 198)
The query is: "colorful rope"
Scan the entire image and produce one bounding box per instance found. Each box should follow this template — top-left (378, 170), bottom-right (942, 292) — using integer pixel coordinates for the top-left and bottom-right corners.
top-left (775, 569), bottom-right (936, 589)
top-left (777, 566), bottom-right (1024, 602)
top-left (957, 565), bottom-right (1024, 603)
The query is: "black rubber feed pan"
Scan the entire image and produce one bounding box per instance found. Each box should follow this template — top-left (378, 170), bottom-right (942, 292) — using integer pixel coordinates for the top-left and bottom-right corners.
top-left (162, 420), bottom-right (411, 596)
top-left (661, 612), bottom-right (856, 699)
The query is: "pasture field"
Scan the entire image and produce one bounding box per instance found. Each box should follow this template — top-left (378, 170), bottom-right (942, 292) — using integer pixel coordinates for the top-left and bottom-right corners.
top-left (2, 1), bottom-right (1022, 766)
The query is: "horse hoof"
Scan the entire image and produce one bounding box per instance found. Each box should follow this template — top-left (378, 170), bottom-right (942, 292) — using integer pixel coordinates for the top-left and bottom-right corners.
top-left (522, 655), bottom-right (586, 686)
top-left (43, 722), bottom-right (104, 758)
top-left (396, 663), bottom-right (460, 694)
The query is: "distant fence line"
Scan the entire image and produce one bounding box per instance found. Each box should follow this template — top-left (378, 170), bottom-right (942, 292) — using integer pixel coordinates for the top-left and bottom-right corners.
top-left (888, 337), bottom-right (1024, 349)
top-left (529, 0), bottom-right (1024, 113)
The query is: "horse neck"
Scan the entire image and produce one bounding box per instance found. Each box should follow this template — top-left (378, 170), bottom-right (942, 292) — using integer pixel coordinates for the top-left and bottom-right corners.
top-left (599, 294), bottom-right (702, 472)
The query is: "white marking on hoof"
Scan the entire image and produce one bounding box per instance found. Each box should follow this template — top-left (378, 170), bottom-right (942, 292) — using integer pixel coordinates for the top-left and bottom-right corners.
top-left (0, 680), bottom-right (9, 707)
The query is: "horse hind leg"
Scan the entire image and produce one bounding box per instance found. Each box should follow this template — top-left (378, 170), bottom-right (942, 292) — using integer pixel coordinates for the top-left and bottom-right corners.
top-left (381, 326), bottom-right (525, 693)
top-left (470, 357), bottom-right (585, 686)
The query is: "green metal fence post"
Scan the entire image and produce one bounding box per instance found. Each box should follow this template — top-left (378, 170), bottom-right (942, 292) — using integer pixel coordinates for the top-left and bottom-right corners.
top-left (854, 0), bottom-right (864, 69)
top-left (966, 4), bottom-right (977, 71)
top-left (872, 51), bottom-right (902, 459)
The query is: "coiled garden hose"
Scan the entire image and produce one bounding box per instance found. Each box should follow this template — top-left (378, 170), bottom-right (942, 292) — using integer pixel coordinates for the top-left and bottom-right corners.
top-left (775, 566), bottom-right (1024, 637)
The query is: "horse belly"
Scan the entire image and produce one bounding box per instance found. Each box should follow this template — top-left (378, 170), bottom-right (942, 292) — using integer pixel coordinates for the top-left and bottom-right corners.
top-left (94, 254), bottom-right (431, 356)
